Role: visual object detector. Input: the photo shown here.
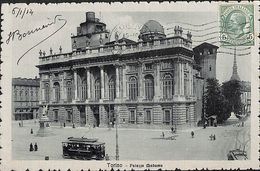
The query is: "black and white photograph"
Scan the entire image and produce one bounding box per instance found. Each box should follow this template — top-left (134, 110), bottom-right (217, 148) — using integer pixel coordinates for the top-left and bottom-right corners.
top-left (0, 2), bottom-right (259, 170)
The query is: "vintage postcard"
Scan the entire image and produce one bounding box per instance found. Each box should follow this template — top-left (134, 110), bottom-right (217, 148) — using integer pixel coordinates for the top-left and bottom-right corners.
top-left (0, 2), bottom-right (259, 170)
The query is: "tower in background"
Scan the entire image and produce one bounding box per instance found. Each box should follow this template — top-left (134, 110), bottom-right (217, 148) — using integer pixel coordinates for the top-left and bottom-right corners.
top-left (230, 47), bottom-right (241, 81)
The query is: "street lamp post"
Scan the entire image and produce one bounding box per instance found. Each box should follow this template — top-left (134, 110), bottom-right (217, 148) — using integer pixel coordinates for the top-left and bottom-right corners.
top-left (115, 112), bottom-right (119, 160)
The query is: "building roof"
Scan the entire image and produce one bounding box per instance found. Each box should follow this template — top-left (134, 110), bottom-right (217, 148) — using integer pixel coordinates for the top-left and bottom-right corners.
top-left (140, 20), bottom-right (165, 35)
top-left (105, 38), bottom-right (136, 45)
top-left (193, 42), bottom-right (219, 51)
top-left (12, 77), bottom-right (40, 87)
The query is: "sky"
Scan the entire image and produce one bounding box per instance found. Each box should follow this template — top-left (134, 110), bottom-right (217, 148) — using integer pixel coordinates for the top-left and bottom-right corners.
top-left (4, 4), bottom-right (251, 84)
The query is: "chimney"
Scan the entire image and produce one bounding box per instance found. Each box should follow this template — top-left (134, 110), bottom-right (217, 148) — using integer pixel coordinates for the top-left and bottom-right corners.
top-left (86, 12), bottom-right (95, 22)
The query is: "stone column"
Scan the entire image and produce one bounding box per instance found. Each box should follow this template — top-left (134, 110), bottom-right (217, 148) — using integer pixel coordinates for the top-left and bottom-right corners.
top-left (138, 63), bottom-right (144, 100)
top-left (122, 65), bottom-right (127, 99)
top-left (180, 62), bottom-right (184, 95)
top-left (74, 69), bottom-right (78, 101)
top-left (155, 61), bottom-right (161, 99)
top-left (86, 67), bottom-right (91, 100)
top-left (174, 61), bottom-right (179, 95)
top-left (190, 65), bottom-right (193, 96)
top-left (100, 66), bottom-right (105, 100)
top-left (115, 65), bottom-right (120, 99)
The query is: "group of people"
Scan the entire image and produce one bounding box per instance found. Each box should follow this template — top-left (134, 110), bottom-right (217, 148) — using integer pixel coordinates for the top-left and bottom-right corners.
top-left (29, 143), bottom-right (38, 152)
top-left (209, 134), bottom-right (216, 141)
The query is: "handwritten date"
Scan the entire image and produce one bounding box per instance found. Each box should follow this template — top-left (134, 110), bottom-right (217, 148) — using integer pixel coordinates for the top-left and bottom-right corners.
top-left (12, 7), bottom-right (33, 19)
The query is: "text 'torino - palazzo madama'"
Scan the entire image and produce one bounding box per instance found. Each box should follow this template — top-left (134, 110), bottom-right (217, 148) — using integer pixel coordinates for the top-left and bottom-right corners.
top-left (37, 12), bottom-right (218, 129)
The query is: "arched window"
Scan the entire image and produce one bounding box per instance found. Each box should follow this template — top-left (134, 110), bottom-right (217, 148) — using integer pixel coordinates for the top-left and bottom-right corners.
top-left (162, 74), bottom-right (174, 99)
top-left (94, 78), bottom-right (101, 100)
top-left (129, 76), bottom-right (138, 100)
top-left (108, 77), bottom-right (116, 100)
top-left (79, 78), bottom-right (87, 101)
top-left (44, 83), bottom-right (50, 102)
top-left (53, 82), bottom-right (60, 102)
top-left (144, 75), bottom-right (154, 100)
top-left (66, 81), bottom-right (73, 102)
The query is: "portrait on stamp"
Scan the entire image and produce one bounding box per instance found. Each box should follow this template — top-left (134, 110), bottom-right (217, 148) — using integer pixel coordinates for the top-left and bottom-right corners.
top-left (220, 5), bottom-right (254, 46)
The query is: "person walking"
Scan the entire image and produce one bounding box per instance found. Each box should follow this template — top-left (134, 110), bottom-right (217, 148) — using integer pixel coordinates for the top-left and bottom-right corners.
top-left (191, 131), bottom-right (194, 138)
top-left (30, 128), bottom-right (33, 134)
top-left (213, 134), bottom-right (216, 141)
top-left (29, 143), bottom-right (34, 152)
top-left (171, 127), bottom-right (174, 133)
top-left (162, 132), bottom-right (165, 139)
top-left (34, 143), bottom-right (38, 151)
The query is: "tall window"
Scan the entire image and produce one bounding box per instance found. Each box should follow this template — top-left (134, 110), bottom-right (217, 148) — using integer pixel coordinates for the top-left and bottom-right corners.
top-left (44, 83), bottom-right (50, 102)
top-left (30, 90), bottom-right (34, 101)
top-left (163, 109), bottom-right (171, 125)
top-left (108, 77), bottom-right (116, 100)
top-left (20, 90), bottom-right (23, 101)
top-left (129, 109), bottom-right (136, 124)
top-left (25, 90), bottom-right (29, 101)
top-left (67, 110), bottom-right (73, 123)
top-left (184, 74), bottom-right (189, 96)
top-left (54, 110), bottom-right (58, 122)
top-left (66, 81), bottom-right (73, 102)
top-left (144, 75), bottom-right (154, 100)
top-left (79, 79), bottom-right (87, 101)
top-left (53, 82), bottom-right (60, 102)
top-left (162, 74), bottom-right (174, 99)
top-left (129, 76), bottom-right (138, 100)
top-left (94, 78), bottom-right (101, 100)
top-left (144, 109), bottom-right (152, 124)
top-left (14, 89), bottom-right (17, 100)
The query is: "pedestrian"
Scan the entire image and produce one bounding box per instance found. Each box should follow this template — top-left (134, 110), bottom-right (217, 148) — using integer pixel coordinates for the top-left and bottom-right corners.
top-left (162, 132), bottom-right (165, 138)
top-left (209, 134), bottom-right (212, 141)
top-left (105, 154), bottom-right (109, 160)
top-left (29, 143), bottom-right (34, 152)
top-left (19, 123), bottom-right (21, 127)
top-left (171, 127), bottom-right (174, 133)
top-left (30, 128), bottom-right (33, 134)
top-left (213, 134), bottom-right (216, 141)
top-left (34, 143), bottom-right (38, 151)
top-left (191, 131), bottom-right (194, 138)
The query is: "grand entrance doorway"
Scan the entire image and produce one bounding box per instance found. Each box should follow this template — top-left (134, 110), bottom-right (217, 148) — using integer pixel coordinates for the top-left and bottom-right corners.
top-left (92, 105), bottom-right (100, 127)
top-left (105, 104), bottom-right (114, 127)
top-left (79, 106), bottom-right (86, 126)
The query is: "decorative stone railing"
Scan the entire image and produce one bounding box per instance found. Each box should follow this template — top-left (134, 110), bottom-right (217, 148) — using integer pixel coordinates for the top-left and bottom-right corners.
top-left (39, 36), bottom-right (192, 65)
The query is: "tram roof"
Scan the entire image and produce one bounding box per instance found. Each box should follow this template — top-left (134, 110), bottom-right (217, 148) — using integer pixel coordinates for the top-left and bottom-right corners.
top-left (62, 141), bottom-right (105, 145)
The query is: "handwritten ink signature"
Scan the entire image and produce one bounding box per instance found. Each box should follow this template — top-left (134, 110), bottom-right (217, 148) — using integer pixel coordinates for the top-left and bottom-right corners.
top-left (5, 15), bottom-right (67, 65)
top-left (12, 7), bottom-right (33, 19)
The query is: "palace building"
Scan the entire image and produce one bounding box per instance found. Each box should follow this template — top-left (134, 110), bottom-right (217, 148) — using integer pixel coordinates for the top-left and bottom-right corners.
top-left (12, 77), bottom-right (40, 120)
top-left (37, 12), bottom-right (218, 129)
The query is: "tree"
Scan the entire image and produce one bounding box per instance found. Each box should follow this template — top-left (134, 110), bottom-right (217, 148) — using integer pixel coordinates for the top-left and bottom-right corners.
top-left (222, 80), bottom-right (243, 117)
top-left (204, 78), bottom-right (227, 123)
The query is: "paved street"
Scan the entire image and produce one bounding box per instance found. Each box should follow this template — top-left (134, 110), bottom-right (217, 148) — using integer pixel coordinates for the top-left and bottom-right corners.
top-left (12, 118), bottom-right (250, 160)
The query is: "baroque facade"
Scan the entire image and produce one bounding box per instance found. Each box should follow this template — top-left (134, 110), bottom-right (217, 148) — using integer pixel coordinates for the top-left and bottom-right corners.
top-left (37, 12), bottom-right (218, 129)
top-left (12, 77), bottom-right (40, 120)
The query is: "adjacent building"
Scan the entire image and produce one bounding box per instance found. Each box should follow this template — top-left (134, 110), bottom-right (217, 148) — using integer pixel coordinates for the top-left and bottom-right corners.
top-left (12, 77), bottom-right (40, 120)
top-left (36, 12), bottom-right (218, 128)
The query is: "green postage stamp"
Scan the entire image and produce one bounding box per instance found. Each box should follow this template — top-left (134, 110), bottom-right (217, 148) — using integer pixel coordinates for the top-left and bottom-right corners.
top-left (220, 4), bottom-right (254, 46)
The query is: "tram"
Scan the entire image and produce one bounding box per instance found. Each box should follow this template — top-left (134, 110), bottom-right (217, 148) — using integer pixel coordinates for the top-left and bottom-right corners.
top-left (62, 137), bottom-right (105, 160)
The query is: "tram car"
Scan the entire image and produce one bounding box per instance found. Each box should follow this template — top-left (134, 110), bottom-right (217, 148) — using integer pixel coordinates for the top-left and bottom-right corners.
top-left (62, 137), bottom-right (105, 160)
